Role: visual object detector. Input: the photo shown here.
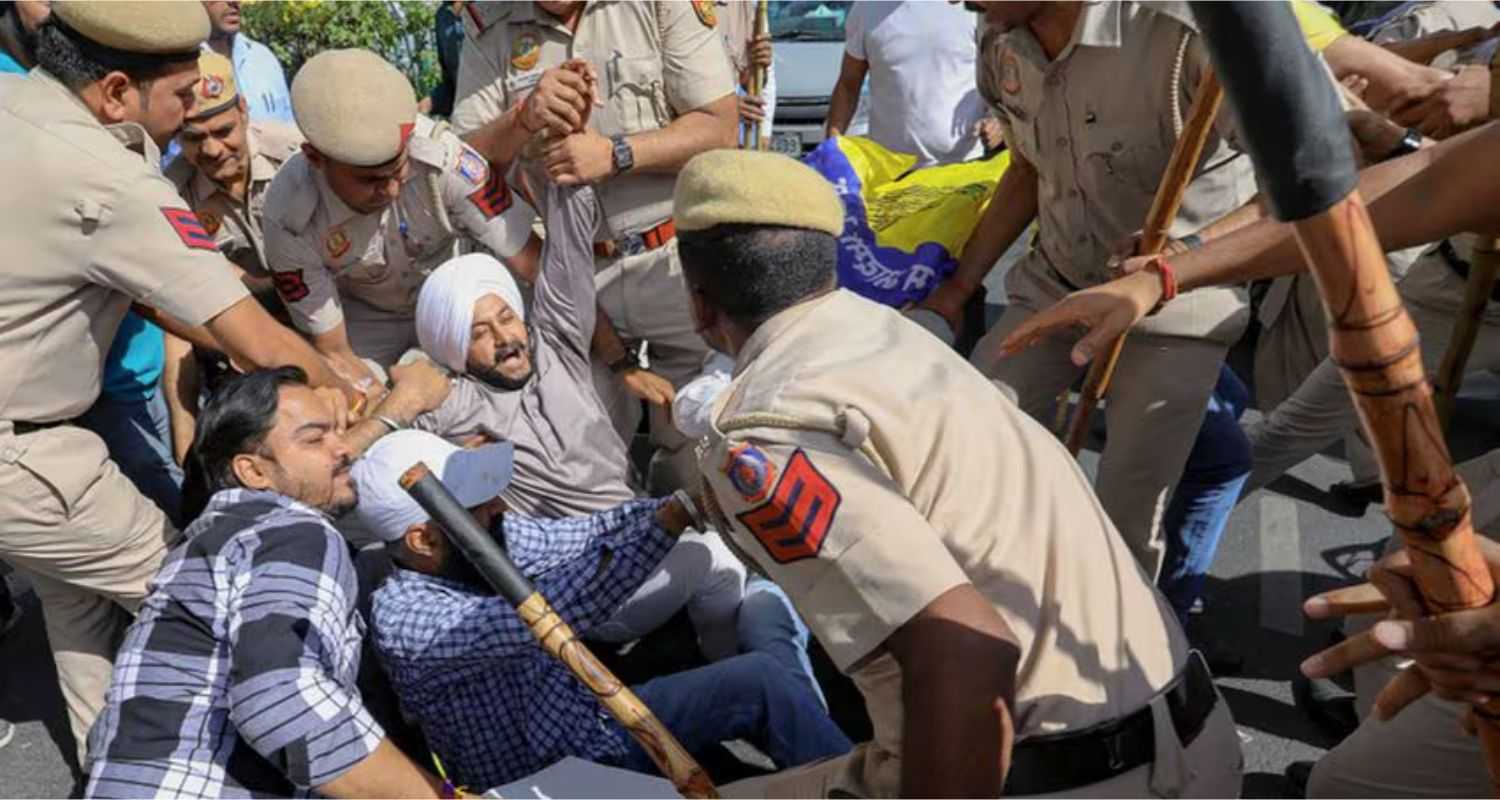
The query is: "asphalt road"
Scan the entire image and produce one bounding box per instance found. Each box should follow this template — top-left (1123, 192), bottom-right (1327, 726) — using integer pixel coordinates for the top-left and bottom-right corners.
top-left (2, 256), bottom-right (1497, 797)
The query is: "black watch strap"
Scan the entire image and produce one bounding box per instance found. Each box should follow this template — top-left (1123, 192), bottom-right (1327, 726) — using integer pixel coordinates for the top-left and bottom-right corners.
top-left (1383, 128), bottom-right (1423, 161)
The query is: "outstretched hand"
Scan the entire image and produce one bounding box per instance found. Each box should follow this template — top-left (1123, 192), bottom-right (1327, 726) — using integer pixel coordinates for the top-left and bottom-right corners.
top-left (996, 270), bottom-right (1162, 366)
top-left (1300, 539), bottom-right (1500, 727)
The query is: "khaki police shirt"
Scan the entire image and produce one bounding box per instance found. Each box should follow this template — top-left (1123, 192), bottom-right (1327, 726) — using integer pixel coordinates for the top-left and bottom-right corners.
top-left (978, 0), bottom-right (1255, 342)
top-left (413, 184), bottom-right (638, 518)
top-left (453, 1), bottom-right (735, 237)
top-left (699, 290), bottom-right (1187, 798)
top-left (0, 70), bottom-right (249, 425)
top-left (167, 121), bottom-right (303, 277)
top-left (261, 115), bottom-right (536, 336)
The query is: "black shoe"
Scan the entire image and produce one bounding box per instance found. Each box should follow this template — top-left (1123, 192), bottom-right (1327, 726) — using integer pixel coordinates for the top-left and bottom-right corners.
top-left (1293, 674), bottom-right (1358, 739)
top-left (1284, 760), bottom-right (1314, 798)
top-left (1329, 480), bottom-right (1384, 509)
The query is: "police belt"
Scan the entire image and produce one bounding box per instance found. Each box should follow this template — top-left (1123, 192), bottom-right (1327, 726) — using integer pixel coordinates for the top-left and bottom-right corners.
top-left (1438, 239), bottom-right (1500, 303)
top-left (593, 218), bottom-right (677, 260)
top-left (1003, 650), bottom-right (1218, 796)
top-left (10, 419), bottom-right (74, 436)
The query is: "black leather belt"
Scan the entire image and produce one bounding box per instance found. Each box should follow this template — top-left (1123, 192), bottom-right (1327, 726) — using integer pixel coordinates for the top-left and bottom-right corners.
top-left (1438, 239), bottom-right (1500, 303)
top-left (10, 419), bottom-right (73, 436)
top-left (1003, 651), bottom-right (1219, 796)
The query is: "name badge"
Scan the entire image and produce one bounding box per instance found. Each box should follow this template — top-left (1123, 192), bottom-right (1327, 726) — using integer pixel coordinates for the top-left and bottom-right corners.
top-left (505, 70), bottom-right (543, 97)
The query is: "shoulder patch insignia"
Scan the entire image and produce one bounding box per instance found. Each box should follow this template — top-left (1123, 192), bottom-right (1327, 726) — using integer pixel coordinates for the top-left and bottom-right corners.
top-left (723, 443), bottom-right (777, 503)
top-left (511, 32), bottom-right (541, 71)
top-left (468, 166), bottom-right (513, 220)
top-left (160, 208), bottom-right (217, 251)
top-left (736, 448), bottom-right (841, 564)
top-left (457, 146), bottom-right (489, 186)
top-left (272, 269), bottom-right (310, 302)
top-left (325, 228), bottom-right (351, 259)
top-left (692, 0), bottom-right (717, 28)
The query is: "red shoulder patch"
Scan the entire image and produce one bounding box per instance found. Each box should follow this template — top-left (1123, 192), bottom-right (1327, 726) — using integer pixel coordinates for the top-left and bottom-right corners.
top-left (272, 269), bottom-right (310, 302)
top-left (160, 207), bottom-right (217, 251)
top-left (736, 449), bottom-right (842, 564)
top-left (468, 167), bottom-right (513, 220)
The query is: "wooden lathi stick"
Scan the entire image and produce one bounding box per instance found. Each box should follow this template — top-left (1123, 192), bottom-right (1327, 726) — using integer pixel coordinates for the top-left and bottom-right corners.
top-left (1289, 194), bottom-right (1500, 789)
top-left (748, 0), bottom-right (769, 151)
top-left (400, 464), bottom-right (719, 799)
top-left (1063, 70), bottom-right (1224, 455)
top-left (1433, 237), bottom-right (1500, 431)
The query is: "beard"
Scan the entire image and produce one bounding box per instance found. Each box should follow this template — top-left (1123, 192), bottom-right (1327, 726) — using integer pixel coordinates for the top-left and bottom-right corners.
top-left (470, 338), bottom-right (535, 391)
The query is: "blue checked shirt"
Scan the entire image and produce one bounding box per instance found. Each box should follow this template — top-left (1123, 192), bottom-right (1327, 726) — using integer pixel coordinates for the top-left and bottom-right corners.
top-left (371, 498), bottom-right (675, 791)
top-left (86, 490), bottom-right (383, 799)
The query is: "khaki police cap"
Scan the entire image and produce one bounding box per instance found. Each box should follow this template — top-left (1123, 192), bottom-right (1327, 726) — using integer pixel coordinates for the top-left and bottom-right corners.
top-left (187, 51), bottom-right (239, 121)
top-left (51, 1), bottom-right (207, 59)
top-left (674, 150), bottom-right (844, 237)
top-left (293, 49), bottom-right (417, 167)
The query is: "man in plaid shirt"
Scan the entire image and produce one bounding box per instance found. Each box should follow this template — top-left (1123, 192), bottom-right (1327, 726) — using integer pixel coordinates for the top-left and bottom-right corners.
top-left (86, 367), bottom-right (451, 799)
top-left (349, 431), bottom-right (851, 791)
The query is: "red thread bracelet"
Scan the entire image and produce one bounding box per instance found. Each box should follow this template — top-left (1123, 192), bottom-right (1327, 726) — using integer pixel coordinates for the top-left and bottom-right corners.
top-left (1145, 253), bottom-right (1179, 305)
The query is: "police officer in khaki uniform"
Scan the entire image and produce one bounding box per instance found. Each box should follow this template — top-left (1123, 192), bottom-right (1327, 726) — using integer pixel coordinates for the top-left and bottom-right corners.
top-left (167, 50), bottom-right (303, 288)
top-left (452, 0), bottom-right (737, 493)
top-left (262, 48), bottom-right (541, 386)
top-left (0, 0), bottom-right (346, 761)
top-left (675, 149), bottom-right (1239, 798)
top-left (916, 1), bottom-right (1263, 579)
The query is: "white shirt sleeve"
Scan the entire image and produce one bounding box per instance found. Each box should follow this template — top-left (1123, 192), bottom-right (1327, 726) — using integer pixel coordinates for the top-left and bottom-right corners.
top-left (844, 2), bottom-right (868, 61)
top-left (671, 351), bottom-right (737, 440)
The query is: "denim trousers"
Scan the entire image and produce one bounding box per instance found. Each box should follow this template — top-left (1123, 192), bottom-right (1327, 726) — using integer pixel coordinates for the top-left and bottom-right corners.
top-left (619, 578), bottom-right (850, 774)
top-left (78, 388), bottom-right (185, 529)
top-left (1157, 365), bottom-right (1252, 624)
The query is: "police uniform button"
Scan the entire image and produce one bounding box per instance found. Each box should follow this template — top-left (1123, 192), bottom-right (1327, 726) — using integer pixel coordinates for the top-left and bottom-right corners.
top-left (1111, 141), bottom-right (1124, 152)
top-left (1056, 136), bottom-right (1068, 147)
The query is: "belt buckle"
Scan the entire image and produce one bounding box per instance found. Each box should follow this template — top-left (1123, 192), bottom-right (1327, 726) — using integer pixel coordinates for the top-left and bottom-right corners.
top-left (620, 231), bottom-right (646, 257)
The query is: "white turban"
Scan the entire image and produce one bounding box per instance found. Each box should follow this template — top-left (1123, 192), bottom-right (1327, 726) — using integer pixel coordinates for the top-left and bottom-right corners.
top-left (416, 253), bottom-right (526, 374)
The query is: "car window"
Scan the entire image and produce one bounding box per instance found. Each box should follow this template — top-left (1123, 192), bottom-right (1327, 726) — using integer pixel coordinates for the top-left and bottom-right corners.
top-left (770, 1), bottom-right (853, 41)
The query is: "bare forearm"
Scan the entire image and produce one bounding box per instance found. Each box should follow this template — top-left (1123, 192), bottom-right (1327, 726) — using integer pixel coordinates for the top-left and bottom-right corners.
top-left (628, 97), bottom-right (737, 174)
top-left (1177, 124), bottom-right (1499, 291)
top-left (590, 303), bottom-right (629, 365)
top-left (134, 304), bottom-right (221, 352)
top-left (462, 104), bottom-right (533, 170)
top-left (161, 332), bottom-right (199, 465)
top-left (1196, 194), bottom-right (1268, 241)
top-left (1382, 28), bottom-right (1490, 66)
top-left (949, 160), bottom-right (1039, 294)
top-left (825, 80), bottom-right (860, 138)
top-left (343, 388), bottom-right (441, 457)
top-left (315, 738), bottom-right (441, 800)
top-left (205, 299), bottom-right (345, 390)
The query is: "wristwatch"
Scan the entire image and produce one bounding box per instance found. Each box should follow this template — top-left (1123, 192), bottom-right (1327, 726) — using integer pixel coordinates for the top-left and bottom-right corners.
top-left (1382, 127), bottom-right (1423, 161)
top-left (610, 133), bottom-right (635, 175)
top-left (608, 340), bottom-right (646, 373)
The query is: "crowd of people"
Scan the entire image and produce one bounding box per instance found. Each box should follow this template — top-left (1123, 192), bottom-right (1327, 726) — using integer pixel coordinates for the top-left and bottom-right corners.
top-left (5, 0), bottom-right (1500, 797)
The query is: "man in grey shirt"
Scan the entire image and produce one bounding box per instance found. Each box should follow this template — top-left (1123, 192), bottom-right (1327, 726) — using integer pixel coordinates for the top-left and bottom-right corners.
top-left (399, 182), bottom-right (748, 658)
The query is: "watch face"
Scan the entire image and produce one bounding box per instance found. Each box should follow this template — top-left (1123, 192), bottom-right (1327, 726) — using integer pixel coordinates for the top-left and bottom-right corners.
top-left (613, 136), bottom-right (634, 172)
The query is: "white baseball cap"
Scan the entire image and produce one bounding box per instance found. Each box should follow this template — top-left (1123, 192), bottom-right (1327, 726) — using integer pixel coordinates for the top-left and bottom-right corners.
top-left (342, 430), bottom-right (514, 545)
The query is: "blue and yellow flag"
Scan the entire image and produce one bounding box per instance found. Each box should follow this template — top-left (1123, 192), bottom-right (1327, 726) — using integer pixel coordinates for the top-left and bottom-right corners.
top-left (804, 136), bottom-right (1009, 307)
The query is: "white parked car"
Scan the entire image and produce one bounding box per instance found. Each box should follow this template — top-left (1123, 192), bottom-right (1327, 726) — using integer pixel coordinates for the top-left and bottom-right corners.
top-left (767, 0), bottom-right (869, 155)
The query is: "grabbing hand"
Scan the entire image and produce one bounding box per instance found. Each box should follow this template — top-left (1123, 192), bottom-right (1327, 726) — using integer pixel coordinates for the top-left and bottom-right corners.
top-left (388, 358), bottom-right (453, 414)
top-left (621, 366), bottom-right (676, 408)
top-left (748, 34), bottom-right (773, 69)
top-left (314, 386), bottom-right (353, 435)
top-left (543, 129), bottom-right (615, 185)
top-left (521, 59), bottom-right (601, 136)
top-left (1301, 539), bottom-right (1500, 725)
top-left (998, 270), bottom-right (1162, 366)
top-left (1389, 65), bottom-right (1491, 140)
top-left (738, 93), bottom-right (767, 123)
top-left (915, 280), bottom-right (970, 338)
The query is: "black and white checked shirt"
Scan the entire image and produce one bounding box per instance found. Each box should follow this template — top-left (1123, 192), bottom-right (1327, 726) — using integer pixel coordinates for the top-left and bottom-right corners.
top-left (86, 489), bottom-right (383, 798)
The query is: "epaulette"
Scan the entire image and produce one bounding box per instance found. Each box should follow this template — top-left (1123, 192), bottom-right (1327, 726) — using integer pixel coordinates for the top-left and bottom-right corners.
top-left (462, 1), bottom-right (513, 38)
top-left (406, 115), bottom-right (451, 170)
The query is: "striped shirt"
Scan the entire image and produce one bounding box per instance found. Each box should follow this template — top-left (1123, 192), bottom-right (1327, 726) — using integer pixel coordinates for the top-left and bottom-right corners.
top-left (86, 490), bottom-right (382, 798)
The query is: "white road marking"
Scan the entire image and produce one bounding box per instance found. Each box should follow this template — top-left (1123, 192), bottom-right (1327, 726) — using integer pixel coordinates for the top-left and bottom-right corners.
top-left (1259, 495), bottom-right (1304, 636)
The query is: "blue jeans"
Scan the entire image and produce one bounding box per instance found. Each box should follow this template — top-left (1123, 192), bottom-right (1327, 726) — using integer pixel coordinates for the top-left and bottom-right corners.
top-left (78, 389), bottom-right (184, 528)
top-left (620, 650), bottom-right (852, 775)
top-left (736, 577), bottom-right (827, 709)
top-left (1158, 365), bottom-right (1252, 625)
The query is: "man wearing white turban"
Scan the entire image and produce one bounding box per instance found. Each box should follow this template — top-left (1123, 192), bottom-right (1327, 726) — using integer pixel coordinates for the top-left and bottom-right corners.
top-left (341, 182), bottom-right (758, 663)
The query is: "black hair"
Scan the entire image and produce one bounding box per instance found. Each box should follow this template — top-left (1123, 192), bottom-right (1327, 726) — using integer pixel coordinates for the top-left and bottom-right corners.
top-left (677, 223), bottom-right (837, 327)
top-left (33, 18), bottom-right (178, 91)
top-left (180, 367), bottom-right (308, 523)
